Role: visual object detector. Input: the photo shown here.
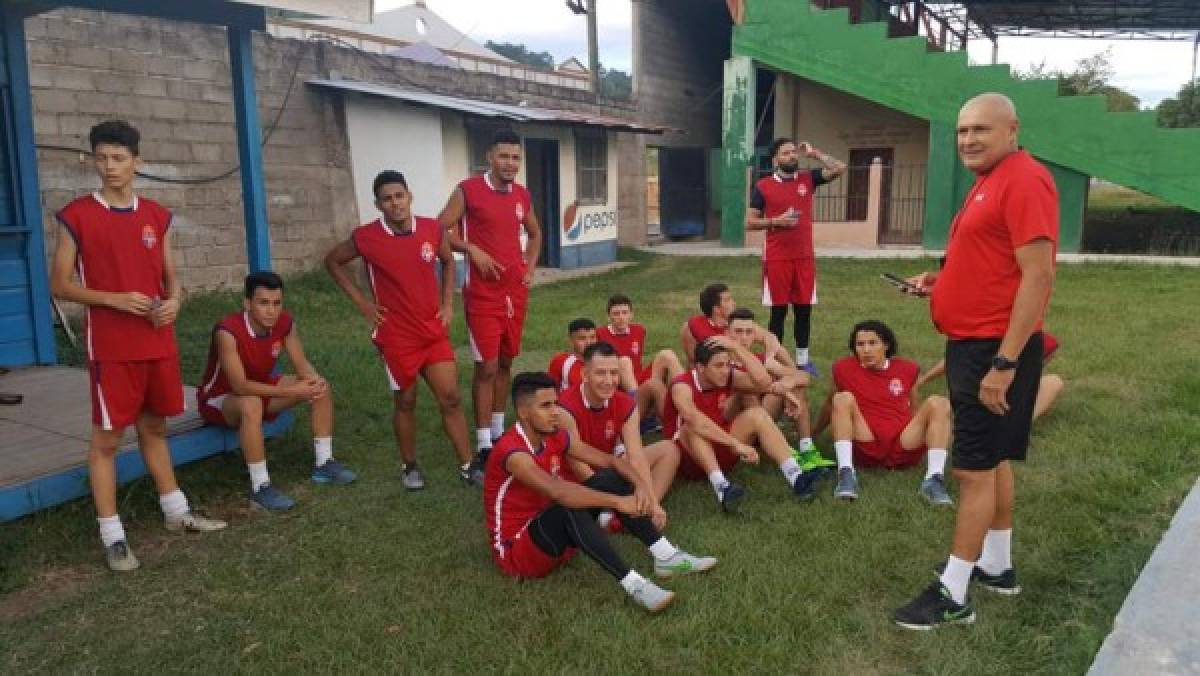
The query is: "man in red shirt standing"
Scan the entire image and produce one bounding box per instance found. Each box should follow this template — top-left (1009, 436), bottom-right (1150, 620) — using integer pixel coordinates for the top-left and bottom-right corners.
top-left (812, 320), bottom-right (952, 504)
top-left (326, 171), bottom-right (478, 490)
top-left (441, 129), bottom-right (542, 471)
top-left (894, 93), bottom-right (1058, 630)
top-left (745, 138), bottom-right (846, 377)
top-left (197, 272), bottom-right (356, 511)
top-left (50, 120), bottom-right (225, 572)
top-left (484, 372), bottom-right (716, 612)
top-left (547, 318), bottom-right (597, 391)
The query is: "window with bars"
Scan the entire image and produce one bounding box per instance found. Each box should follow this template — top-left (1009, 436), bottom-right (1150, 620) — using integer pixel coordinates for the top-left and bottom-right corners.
top-left (575, 130), bottom-right (608, 204)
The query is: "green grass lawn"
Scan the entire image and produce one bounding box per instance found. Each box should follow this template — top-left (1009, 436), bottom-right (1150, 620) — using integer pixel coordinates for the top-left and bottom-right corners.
top-left (3, 251), bottom-right (1198, 673)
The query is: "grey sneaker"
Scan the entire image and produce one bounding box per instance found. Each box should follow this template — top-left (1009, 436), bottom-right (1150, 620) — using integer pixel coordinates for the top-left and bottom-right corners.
top-left (104, 540), bottom-right (140, 572)
top-left (249, 484), bottom-right (296, 512)
top-left (655, 549), bottom-right (718, 579)
top-left (919, 474), bottom-right (954, 506)
top-left (834, 467), bottom-right (859, 500)
top-left (627, 576), bottom-right (675, 613)
top-left (458, 463), bottom-right (485, 487)
top-left (402, 464), bottom-right (426, 491)
top-left (165, 511), bottom-right (229, 532)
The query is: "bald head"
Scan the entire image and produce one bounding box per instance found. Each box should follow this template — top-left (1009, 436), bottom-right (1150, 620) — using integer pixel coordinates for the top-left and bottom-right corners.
top-left (956, 92), bottom-right (1019, 173)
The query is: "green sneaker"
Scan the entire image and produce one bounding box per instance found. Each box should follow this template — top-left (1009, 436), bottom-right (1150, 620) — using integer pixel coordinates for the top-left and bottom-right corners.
top-left (798, 448), bottom-right (836, 473)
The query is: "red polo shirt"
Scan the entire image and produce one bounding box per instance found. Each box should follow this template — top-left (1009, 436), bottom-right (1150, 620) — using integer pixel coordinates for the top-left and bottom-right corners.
top-left (931, 150), bottom-right (1058, 340)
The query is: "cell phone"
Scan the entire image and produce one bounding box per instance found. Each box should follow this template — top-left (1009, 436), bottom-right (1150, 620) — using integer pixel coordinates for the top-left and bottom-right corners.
top-left (880, 273), bottom-right (927, 296)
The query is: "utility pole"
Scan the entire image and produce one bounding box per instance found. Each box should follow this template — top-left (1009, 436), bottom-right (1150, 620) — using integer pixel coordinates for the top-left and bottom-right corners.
top-left (566, 0), bottom-right (600, 96)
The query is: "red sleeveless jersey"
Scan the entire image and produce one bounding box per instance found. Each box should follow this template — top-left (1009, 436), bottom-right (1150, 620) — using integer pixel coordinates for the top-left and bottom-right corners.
top-left (547, 351), bottom-right (584, 391)
top-left (198, 311), bottom-right (293, 401)
top-left (57, 193), bottom-right (177, 361)
top-left (663, 368), bottom-right (735, 439)
top-left (558, 384), bottom-right (636, 455)
top-left (831, 356), bottom-right (920, 433)
top-left (352, 217), bottom-right (447, 347)
top-left (459, 173), bottom-right (532, 313)
top-left (750, 170), bottom-right (824, 261)
top-left (686, 315), bottom-right (725, 344)
top-left (484, 425), bottom-right (571, 561)
top-left (597, 323), bottom-right (647, 372)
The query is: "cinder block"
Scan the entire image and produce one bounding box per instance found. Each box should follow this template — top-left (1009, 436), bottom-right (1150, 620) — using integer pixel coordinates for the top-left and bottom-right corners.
top-left (34, 90), bottom-right (78, 114)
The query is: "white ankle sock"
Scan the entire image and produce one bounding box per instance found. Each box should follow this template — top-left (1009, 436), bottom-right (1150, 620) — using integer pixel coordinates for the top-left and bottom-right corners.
top-left (925, 448), bottom-right (947, 478)
top-left (619, 570), bottom-right (647, 594)
top-left (707, 470), bottom-right (728, 499)
top-left (597, 510), bottom-right (614, 529)
top-left (648, 537), bottom-right (677, 562)
top-left (978, 529), bottom-right (1013, 575)
top-left (940, 555), bottom-right (974, 604)
top-left (780, 457), bottom-right (802, 485)
top-left (834, 440), bottom-right (854, 469)
top-left (313, 437), bottom-right (333, 466)
top-left (795, 348), bottom-right (809, 365)
top-left (158, 489), bottom-right (189, 519)
top-left (490, 413), bottom-right (505, 439)
top-left (247, 461), bottom-right (270, 492)
top-left (476, 428), bottom-right (492, 450)
top-left (97, 515), bottom-right (125, 547)
top-left (798, 437), bottom-right (814, 451)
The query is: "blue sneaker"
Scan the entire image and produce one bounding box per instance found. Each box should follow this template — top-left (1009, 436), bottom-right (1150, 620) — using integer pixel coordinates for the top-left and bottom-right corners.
top-left (250, 483), bottom-right (296, 511)
top-left (792, 470), bottom-right (821, 502)
top-left (312, 459), bottom-right (357, 485)
top-left (799, 361), bottom-right (820, 379)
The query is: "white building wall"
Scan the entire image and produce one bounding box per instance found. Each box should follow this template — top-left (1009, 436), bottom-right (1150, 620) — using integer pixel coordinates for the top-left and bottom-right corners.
top-left (343, 95), bottom-right (446, 222)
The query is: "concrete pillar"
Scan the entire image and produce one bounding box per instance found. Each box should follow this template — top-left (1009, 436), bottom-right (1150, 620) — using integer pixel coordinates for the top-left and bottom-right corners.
top-left (720, 55), bottom-right (755, 247)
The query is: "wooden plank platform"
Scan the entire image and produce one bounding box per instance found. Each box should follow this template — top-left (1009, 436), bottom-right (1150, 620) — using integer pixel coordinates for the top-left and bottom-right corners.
top-left (0, 365), bottom-right (292, 521)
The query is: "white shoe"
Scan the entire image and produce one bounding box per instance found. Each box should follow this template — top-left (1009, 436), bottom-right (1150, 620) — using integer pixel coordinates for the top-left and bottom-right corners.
top-left (628, 577), bottom-right (675, 612)
top-left (165, 511), bottom-right (228, 533)
top-left (654, 549), bottom-right (718, 578)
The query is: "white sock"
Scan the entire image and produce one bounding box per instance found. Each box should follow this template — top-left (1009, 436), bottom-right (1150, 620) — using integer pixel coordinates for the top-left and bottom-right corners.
top-left (707, 470), bottom-right (728, 499)
top-left (158, 489), bottom-right (189, 519)
top-left (97, 515), bottom-right (126, 547)
top-left (619, 569), bottom-right (648, 594)
top-left (978, 529), bottom-right (1013, 575)
top-left (939, 555), bottom-right (974, 604)
top-left (780, 457), bottom-right (802, 485)
top-left (798, 437), bottom-right (814, 451)
top-left (313, 437), bottom-right (333, 466)
top-left (834, 440), bottom-right (854, 469)
top-left (648, 537), bottom-right (678, 562)
top-left (247, 461), bottom-right (270, 492)
top-left (476, 428), bottom-right (492, 450)
top-left (490, 412), bottom-right (505, 439)
top-left (795, 348), bottom-right (809, 365)
top-left (597, 510), bottom-right (614, 529)
top-left (925, 448), bottom-right (948, 478)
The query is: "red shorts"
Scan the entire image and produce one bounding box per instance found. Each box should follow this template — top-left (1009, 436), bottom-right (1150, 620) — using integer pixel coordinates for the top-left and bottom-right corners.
top-left (854, 425), bottom-right (926, 468)
top-left (761, 258), bottom-right (817, 306)
top-left (378, 338), bottom-right (456, 391)
top-left (465, 297), bottom-right (527, 362)
top-left (495, 521), bottom-right (576, 578)
top-left (675, 427), bottom-right (739, 480)
top-left (89, 357), bottom-right (185, 431)
top-left (197, 375), bottom-right (283, 427)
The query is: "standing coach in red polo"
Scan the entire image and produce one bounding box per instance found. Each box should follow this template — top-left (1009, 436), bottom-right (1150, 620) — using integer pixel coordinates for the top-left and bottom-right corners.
top-left (893, 93), bottom-right (1058, 630)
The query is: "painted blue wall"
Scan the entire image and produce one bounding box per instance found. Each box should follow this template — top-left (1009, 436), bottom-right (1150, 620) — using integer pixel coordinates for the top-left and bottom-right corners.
top-left (559, 240), bottom-right (617, 270)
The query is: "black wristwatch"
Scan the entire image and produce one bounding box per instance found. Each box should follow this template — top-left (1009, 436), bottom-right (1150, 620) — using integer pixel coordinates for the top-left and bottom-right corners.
top-left (991, 355), bottom-right (1018, 371)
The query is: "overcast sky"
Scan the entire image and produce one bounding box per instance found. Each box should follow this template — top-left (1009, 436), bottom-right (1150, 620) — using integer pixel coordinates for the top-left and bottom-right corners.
top-left (379, 0), bottom-right (1194, 107)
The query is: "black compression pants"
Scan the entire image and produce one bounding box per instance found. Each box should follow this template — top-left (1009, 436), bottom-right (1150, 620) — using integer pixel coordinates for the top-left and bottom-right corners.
top-left (527, 469), bottom-right (662, 580)
top-left (768, 303), bottom-right (813, 349)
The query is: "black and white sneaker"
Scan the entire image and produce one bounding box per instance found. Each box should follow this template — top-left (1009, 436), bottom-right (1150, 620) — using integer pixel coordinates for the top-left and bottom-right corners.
top-left (459, 462), bottom-right (485, 487)
top-left (719, 481), bottom-right (746, 513)
top-left (833, 467), bottom-right (859, 500)
top-left (893, 581), bottom-right (975, 631)
top-left (935, 562), bottom-right (1022, 596)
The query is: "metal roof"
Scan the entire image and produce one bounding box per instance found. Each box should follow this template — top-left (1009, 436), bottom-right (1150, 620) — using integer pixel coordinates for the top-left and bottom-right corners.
top-left (306, 78), bottom-right (667, 133)
top-left (959, 1), bottom-right (1200, 39)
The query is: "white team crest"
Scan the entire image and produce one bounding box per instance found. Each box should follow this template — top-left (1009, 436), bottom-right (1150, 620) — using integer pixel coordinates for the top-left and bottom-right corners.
top-left (975, 193), bottom-right (986, 202)
top-left (631, 341), bottom-right (640, 355)
top-left (420, 241), bottom-right (435, 263)
top-left (889, 378), bottom-right (904, 397)
top-left (515, 202), bottom-right (524, 221)
top-left (797, 184), bottom-right (808, 197)
top-left (604, 420), bottom-right (615, 440)
top-left (271, 341), bottom-right (282, 358)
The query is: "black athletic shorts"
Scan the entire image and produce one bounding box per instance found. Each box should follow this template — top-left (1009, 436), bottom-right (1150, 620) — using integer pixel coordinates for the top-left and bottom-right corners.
top-left (945, 333), bottom-right (1043, 471)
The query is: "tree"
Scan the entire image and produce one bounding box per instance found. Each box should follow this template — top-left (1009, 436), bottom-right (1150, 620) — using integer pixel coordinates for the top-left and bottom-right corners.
top-left (1157, 80), bottom-right (1200, 128)
top-left (599, 63), bottom-right (632, 100)
top-left (1014, 49), bottom-right (1141, 113)
top-left (484, 41), bottom-right (554, 69)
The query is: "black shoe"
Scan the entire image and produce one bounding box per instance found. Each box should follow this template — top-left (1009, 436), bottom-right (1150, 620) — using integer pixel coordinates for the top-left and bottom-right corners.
top-left (459, 462), bottom-right (485, 487)
top-left (719, 481), bottom-right (745, 513)
top-left (934, 562), bottom-right (1022, 596)
top-left (792, 471), bottom-right (821, 502)
top-left (893, 581), bottom-right (975, 631)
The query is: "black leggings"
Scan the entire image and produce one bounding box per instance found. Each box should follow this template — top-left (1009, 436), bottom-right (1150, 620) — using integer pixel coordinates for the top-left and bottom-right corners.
top-left (527, 470), bottom-right (662, 580)
top-left (768, 303), bottom-right (812, 349)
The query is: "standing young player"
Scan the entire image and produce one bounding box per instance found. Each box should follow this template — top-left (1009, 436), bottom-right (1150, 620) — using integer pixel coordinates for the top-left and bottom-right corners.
top-left (484, 372), bottom-right (716, 612)
top-left (744, 138), bottom-right (846, 376)
top-left (197, 272), bottom-right (356, 511)
top-left (326, 171), bottom-right (479, 489)
top-left (441, 129), bottom-right (542, 470)
top-left (50, 120), bottom-right (225, 572)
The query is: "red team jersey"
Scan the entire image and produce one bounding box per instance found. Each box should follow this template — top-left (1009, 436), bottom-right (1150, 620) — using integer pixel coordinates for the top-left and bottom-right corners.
top-left (749, 170), bottom-right (827, 261)
top-left (597, 323), bottom-right (648, 373)
top-left (197, 311), bottom-right (293, 403)
top-left (459, 173), bottom-right (532, 314)
top-left (558, 385), bottom-right (637, 455)
top-left (832, 357), bottom-right (920, 435)
top-left (352, 217), bottom-right (447, 348)
top-left (931, 150), bottom-right (1059, 340)
top-left (547, 351), bottom-right (584, 391)
top-left (663, 368), bottom-right (735, 440)
top-left (57, 194), bottom-right (177, 361)
top-left (686, 315), bottom-right (725, 344)
top-left (484, 425), bottom-right (574, 575)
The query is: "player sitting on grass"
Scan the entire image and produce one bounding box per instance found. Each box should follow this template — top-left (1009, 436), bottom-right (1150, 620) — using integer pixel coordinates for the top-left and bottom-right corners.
top-left (597, 293), bottom-right (683, 419)
top-left (484, 372), bottom-right (717, 613)
top-left (197, 272), bottom-right (356, 511)
top-left (664, 337), bottom-right (824, 511)
top-left (547, 318), bottom-right (598, 391)
top-left (812, 320), bottom-right (952, 504)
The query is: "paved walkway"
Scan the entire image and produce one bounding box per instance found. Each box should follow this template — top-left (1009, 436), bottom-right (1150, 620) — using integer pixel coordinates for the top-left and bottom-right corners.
top-left (531, 261), bottom-right (632, 286)
top-left (639, 240), bottom-right (1200, 266)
